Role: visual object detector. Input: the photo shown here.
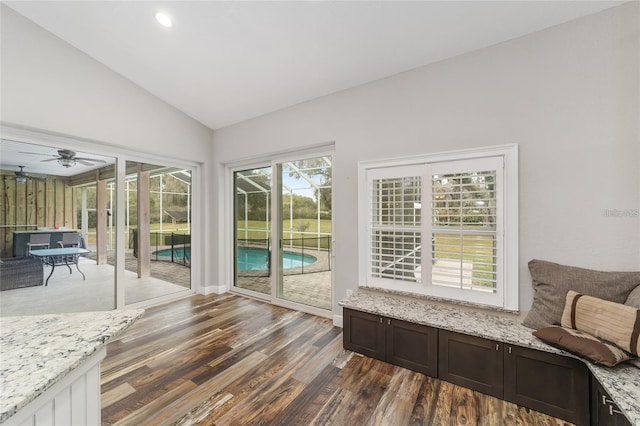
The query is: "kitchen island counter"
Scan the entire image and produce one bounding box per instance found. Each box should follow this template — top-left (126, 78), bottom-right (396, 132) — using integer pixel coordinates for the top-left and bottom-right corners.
top-left (0, 309), bottom-right (143, 424)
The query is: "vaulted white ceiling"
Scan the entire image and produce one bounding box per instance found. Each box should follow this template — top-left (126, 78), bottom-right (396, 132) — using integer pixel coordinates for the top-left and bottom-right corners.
top-left (4, 1), bottom-right (625, 130)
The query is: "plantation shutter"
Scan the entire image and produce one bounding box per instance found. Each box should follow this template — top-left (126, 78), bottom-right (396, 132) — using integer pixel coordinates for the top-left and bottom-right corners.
top-left (428, 157), bottom-right (502, 293)
top-left (368, 166), bottom-right (423, 283)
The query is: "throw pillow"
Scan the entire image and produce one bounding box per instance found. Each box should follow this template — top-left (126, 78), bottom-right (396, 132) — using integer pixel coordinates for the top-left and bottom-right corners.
top-left (626, 285), bottom-right (640, 308)
top-left (560, 290), bottom-right (640, 356)
top-left (522, 259), bottom-right (640, 329)
top-left (533, 326), bottom-right (633, 367)
top-left (627, 358), bottom-right (640, 369)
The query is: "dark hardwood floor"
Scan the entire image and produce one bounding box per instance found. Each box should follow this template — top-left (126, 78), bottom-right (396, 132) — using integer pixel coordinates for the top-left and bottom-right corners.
top-left (101, 293), bottom-right (573, 425)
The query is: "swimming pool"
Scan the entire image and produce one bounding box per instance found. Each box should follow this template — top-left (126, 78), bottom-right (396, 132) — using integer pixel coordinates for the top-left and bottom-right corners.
top-left (153, 247), bottom-right (190, 259)
top-left (236, 246), bottom-right (317, 270)
top-left (152, 246), bottom-right (317, 270)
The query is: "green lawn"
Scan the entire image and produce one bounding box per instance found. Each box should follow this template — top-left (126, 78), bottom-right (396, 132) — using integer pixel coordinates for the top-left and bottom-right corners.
top-left (433, 233), bottom-right (496, 286)
top-left (236, 219), bottom-right (332, 249)
top-left (83, 223), bottom-right (191, 246)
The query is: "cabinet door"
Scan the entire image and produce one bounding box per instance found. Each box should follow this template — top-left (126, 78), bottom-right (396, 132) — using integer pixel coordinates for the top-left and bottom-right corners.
top-left (386, 318), bottom-right (438, 377)
top-left (343, 308), bottom-right (385, 360)
top-left (438, 330), bottom-right (504, 398)
top-left (504, 345), bottom-right (589, 426)
top-left (591, 375), bottom-right (632, 426)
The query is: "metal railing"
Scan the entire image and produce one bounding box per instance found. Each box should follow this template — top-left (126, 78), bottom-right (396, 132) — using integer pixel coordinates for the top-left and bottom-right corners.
top-left (131, 229), bottom-right (190, 267)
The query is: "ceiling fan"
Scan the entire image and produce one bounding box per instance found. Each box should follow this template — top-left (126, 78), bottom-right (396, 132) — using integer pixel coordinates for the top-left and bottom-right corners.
top-left (3, 166), bottom-right (47, 183)
top-left (21, 149), bottom-right (107, 168)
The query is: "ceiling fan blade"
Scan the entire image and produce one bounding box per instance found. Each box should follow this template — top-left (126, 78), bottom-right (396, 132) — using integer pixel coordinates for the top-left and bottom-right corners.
top-left (76, 159), bottom-right (94, 166)
top-left (75, 157), bottom-right (107, 163)
top-left (19, 151), bottom-right (57, 157)
top-left (41, 158), bottom-right (58, 162)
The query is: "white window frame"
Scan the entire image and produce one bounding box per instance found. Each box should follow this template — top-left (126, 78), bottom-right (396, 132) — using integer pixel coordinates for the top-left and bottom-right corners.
top-left (358, 144), bottom-right (518, 310)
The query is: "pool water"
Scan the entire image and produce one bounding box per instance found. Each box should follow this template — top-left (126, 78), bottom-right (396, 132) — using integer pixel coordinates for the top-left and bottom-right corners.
top-left (236, 246), bottom-right (317, 270)
top-left (153, 247), bottom-right (190, 259)
top-left (152, 246), bottom-right (317, 270)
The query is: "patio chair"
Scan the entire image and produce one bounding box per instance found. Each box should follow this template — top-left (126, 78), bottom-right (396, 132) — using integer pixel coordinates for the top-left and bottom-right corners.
top-left (57, 232), bottom-right (81, 273)
top-left (27, 233), bottom-right (50, 255)
top-left (58, 232), bottom-right (80, 248)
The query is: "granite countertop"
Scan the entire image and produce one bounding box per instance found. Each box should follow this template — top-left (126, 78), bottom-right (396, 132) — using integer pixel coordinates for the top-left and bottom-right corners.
top-left (340, 289), bottom-right (640, 426)
top-left (0, 309), bottom-right (144, 423)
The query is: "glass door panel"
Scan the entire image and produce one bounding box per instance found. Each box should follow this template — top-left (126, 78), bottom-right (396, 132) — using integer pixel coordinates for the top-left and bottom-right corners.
top-left (277, 156), bottom-right (332, 310)
top-left (234, 166), bottom-right (272, 295)
top-left (123, 161), bottom-right (192, 305)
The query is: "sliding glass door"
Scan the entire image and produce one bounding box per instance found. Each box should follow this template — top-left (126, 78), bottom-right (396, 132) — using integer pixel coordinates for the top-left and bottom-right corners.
top-left (234, 166), bottom-right (272, 296)
top-left (233, 155), bottom-right (333, 313)
top-left (123, 161), bottom-right (193, 306)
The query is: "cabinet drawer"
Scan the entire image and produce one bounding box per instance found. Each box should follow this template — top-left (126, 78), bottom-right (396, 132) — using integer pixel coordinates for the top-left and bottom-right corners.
top-left (438, 330), bottom-right (504, 399)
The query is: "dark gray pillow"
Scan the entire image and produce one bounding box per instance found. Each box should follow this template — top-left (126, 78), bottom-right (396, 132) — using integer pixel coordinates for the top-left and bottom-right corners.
top-left (625, 285), bottom-right (640, 308)
top-left (522, 259), bottom-right (640, 329)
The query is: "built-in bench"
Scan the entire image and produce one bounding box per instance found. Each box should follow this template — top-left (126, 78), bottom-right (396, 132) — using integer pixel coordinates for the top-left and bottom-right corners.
top-left (340, 289), bottom-right (640, 426)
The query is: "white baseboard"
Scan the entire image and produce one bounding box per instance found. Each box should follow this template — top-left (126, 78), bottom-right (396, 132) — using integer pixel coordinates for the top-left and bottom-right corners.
top-left (200, 283), bottom-right (228, 295)
top-left (333, 314), bottom-right (343, 328)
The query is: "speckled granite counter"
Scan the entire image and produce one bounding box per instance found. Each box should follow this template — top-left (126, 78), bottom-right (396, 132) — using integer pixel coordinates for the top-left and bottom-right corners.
top-left (0, 309), bottom-right (144, 423)
top-left (340, 289), bottom-right (640, 426)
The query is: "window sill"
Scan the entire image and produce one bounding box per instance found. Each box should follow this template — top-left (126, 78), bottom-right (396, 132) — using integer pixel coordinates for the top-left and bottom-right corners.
top-left (358, 284), bottom-right (520, 315)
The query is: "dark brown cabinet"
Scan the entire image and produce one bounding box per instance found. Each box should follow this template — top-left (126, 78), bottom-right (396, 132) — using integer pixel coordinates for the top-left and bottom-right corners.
top-left (591, 375), bottom-right (632, 426)
top-left (438, 330), bottom-right (590, 425)
top-left (343, 308), bottom-right (386, 360)
top-left (343, 308), bottom-right (438, 377)
top-left (438, 329), bottom-right (504, 398)
top-left (343, 308), bottom-right (629, 426)
top-left (504, 344), bottom-right (589, 425)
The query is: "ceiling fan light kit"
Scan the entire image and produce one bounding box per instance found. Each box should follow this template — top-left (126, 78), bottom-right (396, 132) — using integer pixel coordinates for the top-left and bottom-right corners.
top-left (57, 157), bottom-right (77, 168)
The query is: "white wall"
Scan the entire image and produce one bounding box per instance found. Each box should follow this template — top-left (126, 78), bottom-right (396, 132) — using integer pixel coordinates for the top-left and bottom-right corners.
top-left (212, 2), bottom-right (640, 319)
top-left (0, 5), bottom-right (214, 293)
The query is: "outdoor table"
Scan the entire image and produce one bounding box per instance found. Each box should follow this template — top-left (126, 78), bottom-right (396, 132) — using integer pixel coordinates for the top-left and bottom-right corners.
top-left (29, 247), bottom-right (90, 286)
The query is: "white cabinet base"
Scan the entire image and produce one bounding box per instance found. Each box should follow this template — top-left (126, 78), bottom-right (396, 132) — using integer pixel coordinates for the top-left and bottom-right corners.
top-left (5, 348), bottom-right (105, 426)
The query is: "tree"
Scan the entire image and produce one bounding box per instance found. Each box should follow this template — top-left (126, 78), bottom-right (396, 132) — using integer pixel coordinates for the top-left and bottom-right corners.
top-left (285, 158), bottom-right (332, 212)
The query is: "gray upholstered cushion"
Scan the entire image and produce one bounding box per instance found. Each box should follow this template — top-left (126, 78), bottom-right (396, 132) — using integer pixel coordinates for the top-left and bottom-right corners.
top-left (522, 259), bottom-right (640, 329)
top-left (626, 285), bottom-right (640, 308)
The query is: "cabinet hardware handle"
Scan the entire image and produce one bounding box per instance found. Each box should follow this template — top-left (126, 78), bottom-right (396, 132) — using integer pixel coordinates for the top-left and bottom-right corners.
top-left (609, 405), bottom-right (623, 416)
top-left (379, 317), bottom-right (383, 324)
top-left (496, 344), bottom-right (499, 351)
top-left (388, 319), bottom-right (391, 325)
top-left (602, 395), bottom-right (607, 405)
top-left (508, 347), bottom-right (512, 354)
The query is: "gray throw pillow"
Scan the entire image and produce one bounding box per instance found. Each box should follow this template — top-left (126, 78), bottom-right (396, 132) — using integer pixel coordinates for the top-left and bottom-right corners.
top-left (625, 285), bottom-right (640, 308)
top-left (522, 259), bottom-right (640, 329)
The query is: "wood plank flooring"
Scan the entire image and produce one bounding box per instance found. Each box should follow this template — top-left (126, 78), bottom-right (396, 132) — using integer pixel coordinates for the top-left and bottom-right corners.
top-left (101, 294), bottom-right (573, 426)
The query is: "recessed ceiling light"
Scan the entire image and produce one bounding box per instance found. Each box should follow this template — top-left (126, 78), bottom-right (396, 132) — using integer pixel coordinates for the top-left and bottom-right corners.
top-left (155, 11), bottom-right (172, 28)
